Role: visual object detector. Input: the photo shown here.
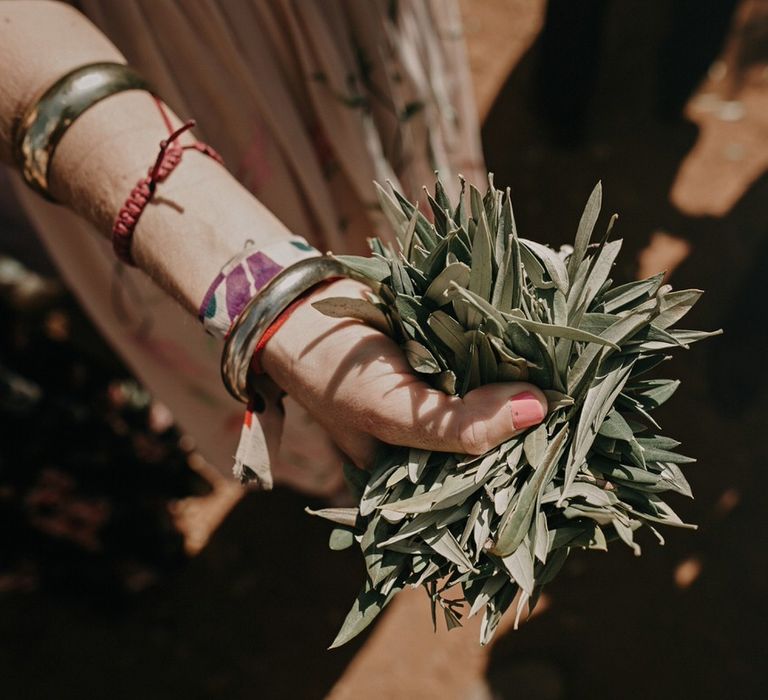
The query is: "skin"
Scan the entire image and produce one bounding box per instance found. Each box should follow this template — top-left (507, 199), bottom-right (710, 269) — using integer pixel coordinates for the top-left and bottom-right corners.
top-left (0, 2), bottom-right (547, 475)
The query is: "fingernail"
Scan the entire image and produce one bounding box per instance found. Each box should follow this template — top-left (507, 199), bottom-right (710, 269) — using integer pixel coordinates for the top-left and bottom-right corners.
top-left (510, 391), bottom-right (545, 429)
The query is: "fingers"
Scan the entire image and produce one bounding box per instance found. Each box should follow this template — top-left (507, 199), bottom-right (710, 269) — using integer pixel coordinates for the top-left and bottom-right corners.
top-left (261, 287), bottom-right (547, 458)
top-left (293, 327), bottom-right (548, 456)
top-left (363, 377), bottom-right (548, 455)
top-left (454, 383), bottom-right (548, 453)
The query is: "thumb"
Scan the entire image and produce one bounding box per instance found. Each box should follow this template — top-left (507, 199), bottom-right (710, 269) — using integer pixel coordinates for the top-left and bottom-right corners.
top-left (451, 382), bottom-right (548, 455)
top-left (372, 381), bottom-right (548, 455)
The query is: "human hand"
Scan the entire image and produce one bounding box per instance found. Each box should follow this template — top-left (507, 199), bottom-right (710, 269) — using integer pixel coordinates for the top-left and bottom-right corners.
top-left (261, 279), bottom-right (548, 469)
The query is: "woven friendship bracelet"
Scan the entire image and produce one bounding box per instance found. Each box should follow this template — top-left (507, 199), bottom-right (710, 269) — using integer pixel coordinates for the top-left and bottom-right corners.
top-left (112, 98), bottom-right (224, 265)
top-left (198, 237), bottom-right (320, 340)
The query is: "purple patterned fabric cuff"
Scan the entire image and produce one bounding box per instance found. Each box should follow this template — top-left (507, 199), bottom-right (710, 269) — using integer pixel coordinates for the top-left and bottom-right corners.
top-left (198, 237), bottom-right (320, 339)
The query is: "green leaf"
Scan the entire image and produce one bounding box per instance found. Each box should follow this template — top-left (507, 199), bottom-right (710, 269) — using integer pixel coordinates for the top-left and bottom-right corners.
top-left (520, 239), bottom-right (569, 294)
top-left (403, 340), bottom-right (442, 374)
top-left (312, 297), bottom-right (391, 334)
top-left (669, 328), bottom-right (723, 345)
top-left (519, 242), bottom-right (556, 290)
top-left (601, 273), bottom-right (665, 313)
top-left (454, 177), bottom-right (468, 228)
top-left (469, 212), bottom-right (494, 300)
top-left (561, 358), bottom-right (635, 502)
top-left (493, 426), bottom-right (568, 556)
top-left (422, 527), bottom-right (477, 572)
top-left (334, 254), bottom-right (391, 282)
top-left (306, 507), bottom-right (359, 528)
top-left (428, 310), bottom-right (470, 366)
top-left (378, 511), bottom-right (444, 547)
top-left (543, 389), bottom-right (574, 413)
top-left (434, 370), bottom-right (458, 394)
top-left (533, 511), bottom-right (550, 564)
top-left (468, 574), bottom-right (507, 618)
top-left (658, 462), bottom-right (693, 497)
top-left (424, 262), bottom-right (471, 305)
top-left (449, 285), bottom-right (511, 336)
top-left (654, 289), bottom-right (703, 329)
top-left (480, 583), bottom-right (518, 645)
top-left (330, 528), bottom-right (356, 550)
top-left (567, 301), bottom-right (659, 395)
top-left (435, 178), bottom-right (452, 215)
top-left (329, 580), bottom-right (399, 648)
top-left (505, 311), bottom-right (620, 349)
top-left (589, 456), bottom-right (659, 484)
top-left (426, 191), bottom-right (450, 237)
top-left (641, 447), bottom-right (696, 464)
top-left (390, 257), bottom-right (415, 296)
top-left (569, 239), bottom-right (622, 317)
top-left (408, 448), bottom-right (431, 483)
top-left (523, 423), bottom-right (548, 467)
top-left (628, 378), bottom-right (680, 408)
top-left (502, 539), bottom-right (535, 595)
top-left (567, 181), bottom-right (602, 280)
top-left (392, 189), bottom-right (438, 250)
top-left (443, 606), bottom-right (463, 631)
top-left (636, 435), bottom-right (681, 450)
top-left (470, 184), bottom-right (485, 222)
top-left (499, 193), bottom-right (522, 311)
top-left (598, 410), bottom-right (635, 441)
top-left (477, 332), bottom-right (498, 384)
top-left (375, 182), bottom-right (409, 237)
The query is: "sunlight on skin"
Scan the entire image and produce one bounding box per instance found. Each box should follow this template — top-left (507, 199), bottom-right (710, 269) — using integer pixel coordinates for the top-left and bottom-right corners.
top-left (168, 452), bottom-right (244, 556)
top-left (459, 0), bottom-right (546, 119)
top-left (714, 488), bottom-right (740, 518)
top-left (636, 231), bottom-right (692, 281)
top-left (326, 584), bottom-right (551, 700)
top-left (674, 557), bottom-right (703, 589)
top-left (667, 1), bottom-right (768, 218)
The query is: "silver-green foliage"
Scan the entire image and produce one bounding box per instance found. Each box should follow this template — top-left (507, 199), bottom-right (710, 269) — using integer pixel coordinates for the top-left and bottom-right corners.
top-left (309, 176), bottom-right (720, 648)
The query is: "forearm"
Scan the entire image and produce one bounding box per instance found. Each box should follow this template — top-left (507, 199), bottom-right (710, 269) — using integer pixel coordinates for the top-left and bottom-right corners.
top-left (0, 1), bottom-right (295, 313)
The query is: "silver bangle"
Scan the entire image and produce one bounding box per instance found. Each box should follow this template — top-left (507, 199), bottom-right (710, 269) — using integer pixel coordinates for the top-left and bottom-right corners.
top-left (13, 62), bottom-right (153, 200)
top-left (221, 255), bottom-right (375, 402)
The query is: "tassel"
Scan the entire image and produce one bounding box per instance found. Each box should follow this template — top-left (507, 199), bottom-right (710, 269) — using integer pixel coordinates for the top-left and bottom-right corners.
top-left (232, 402), bottom-right (273, 490)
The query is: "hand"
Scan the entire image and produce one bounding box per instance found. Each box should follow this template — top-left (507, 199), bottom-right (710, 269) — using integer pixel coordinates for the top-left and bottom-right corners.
top-left (261, 279), bottom-right (548, 469)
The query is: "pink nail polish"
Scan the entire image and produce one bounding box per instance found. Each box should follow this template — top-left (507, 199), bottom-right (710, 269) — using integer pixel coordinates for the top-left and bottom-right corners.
top-left (510, 391), bottom-right (545, 429)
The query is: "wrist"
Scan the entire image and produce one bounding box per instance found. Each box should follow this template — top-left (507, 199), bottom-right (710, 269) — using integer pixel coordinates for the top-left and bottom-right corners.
top-left (47, 89), bottom-right (296, 312)
top-left (259, 278), bottom-right (371, 379)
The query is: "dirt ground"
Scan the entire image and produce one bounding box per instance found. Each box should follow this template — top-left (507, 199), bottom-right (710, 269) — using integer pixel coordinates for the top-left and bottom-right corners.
top-left (1, 1), bottom-right (767, 699)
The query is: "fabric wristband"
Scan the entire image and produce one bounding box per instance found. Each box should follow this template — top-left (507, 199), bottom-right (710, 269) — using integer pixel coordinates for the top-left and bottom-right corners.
top-left (198, 237), bottom-right (320, 340)
top-left (198, 237), bottom-right (321, 489)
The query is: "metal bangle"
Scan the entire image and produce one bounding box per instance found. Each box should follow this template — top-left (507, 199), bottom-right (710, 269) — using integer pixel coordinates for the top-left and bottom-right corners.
top-left (221, 255), bottom-right (376, 402)
top-left (13, 62), bottom-right (153, 200)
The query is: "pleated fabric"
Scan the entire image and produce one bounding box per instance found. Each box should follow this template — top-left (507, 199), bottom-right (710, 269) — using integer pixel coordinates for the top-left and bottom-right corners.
top-left (10, 0), bottom-right (484, 493)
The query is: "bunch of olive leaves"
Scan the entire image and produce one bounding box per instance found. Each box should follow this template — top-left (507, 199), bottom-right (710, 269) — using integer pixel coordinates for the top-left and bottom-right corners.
top-left (308, 177), bottom-right (719, 648)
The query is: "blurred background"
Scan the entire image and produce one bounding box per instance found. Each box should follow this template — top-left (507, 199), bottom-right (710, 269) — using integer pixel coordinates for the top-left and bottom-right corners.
top-left (0, 1), bottom-right (766, 698)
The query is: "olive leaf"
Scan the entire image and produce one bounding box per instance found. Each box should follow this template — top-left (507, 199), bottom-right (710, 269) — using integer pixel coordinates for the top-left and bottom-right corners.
top-left (313, 297), bottom-right (391, 334)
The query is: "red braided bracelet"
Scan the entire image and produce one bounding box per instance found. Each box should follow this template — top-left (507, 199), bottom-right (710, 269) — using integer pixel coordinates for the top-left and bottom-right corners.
top-left (112, 98), bottom-right (224, 265)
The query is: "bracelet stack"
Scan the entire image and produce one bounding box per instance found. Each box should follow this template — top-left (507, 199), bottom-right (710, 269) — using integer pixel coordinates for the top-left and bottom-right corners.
top-left (212, 250), bottom-right (374, 489)
top-left (198, 238), bottom-right (320, 341)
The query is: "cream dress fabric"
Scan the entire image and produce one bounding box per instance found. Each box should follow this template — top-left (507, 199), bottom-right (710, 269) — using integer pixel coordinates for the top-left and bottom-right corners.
top-left (10, 0), bottom-right (484, 494)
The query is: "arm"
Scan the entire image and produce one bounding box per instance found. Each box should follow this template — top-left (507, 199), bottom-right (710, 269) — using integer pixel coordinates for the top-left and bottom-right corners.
top-left (0, 1), bottom-right (289, 311)
top-left (0, 2), bottom-right (547, 468)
